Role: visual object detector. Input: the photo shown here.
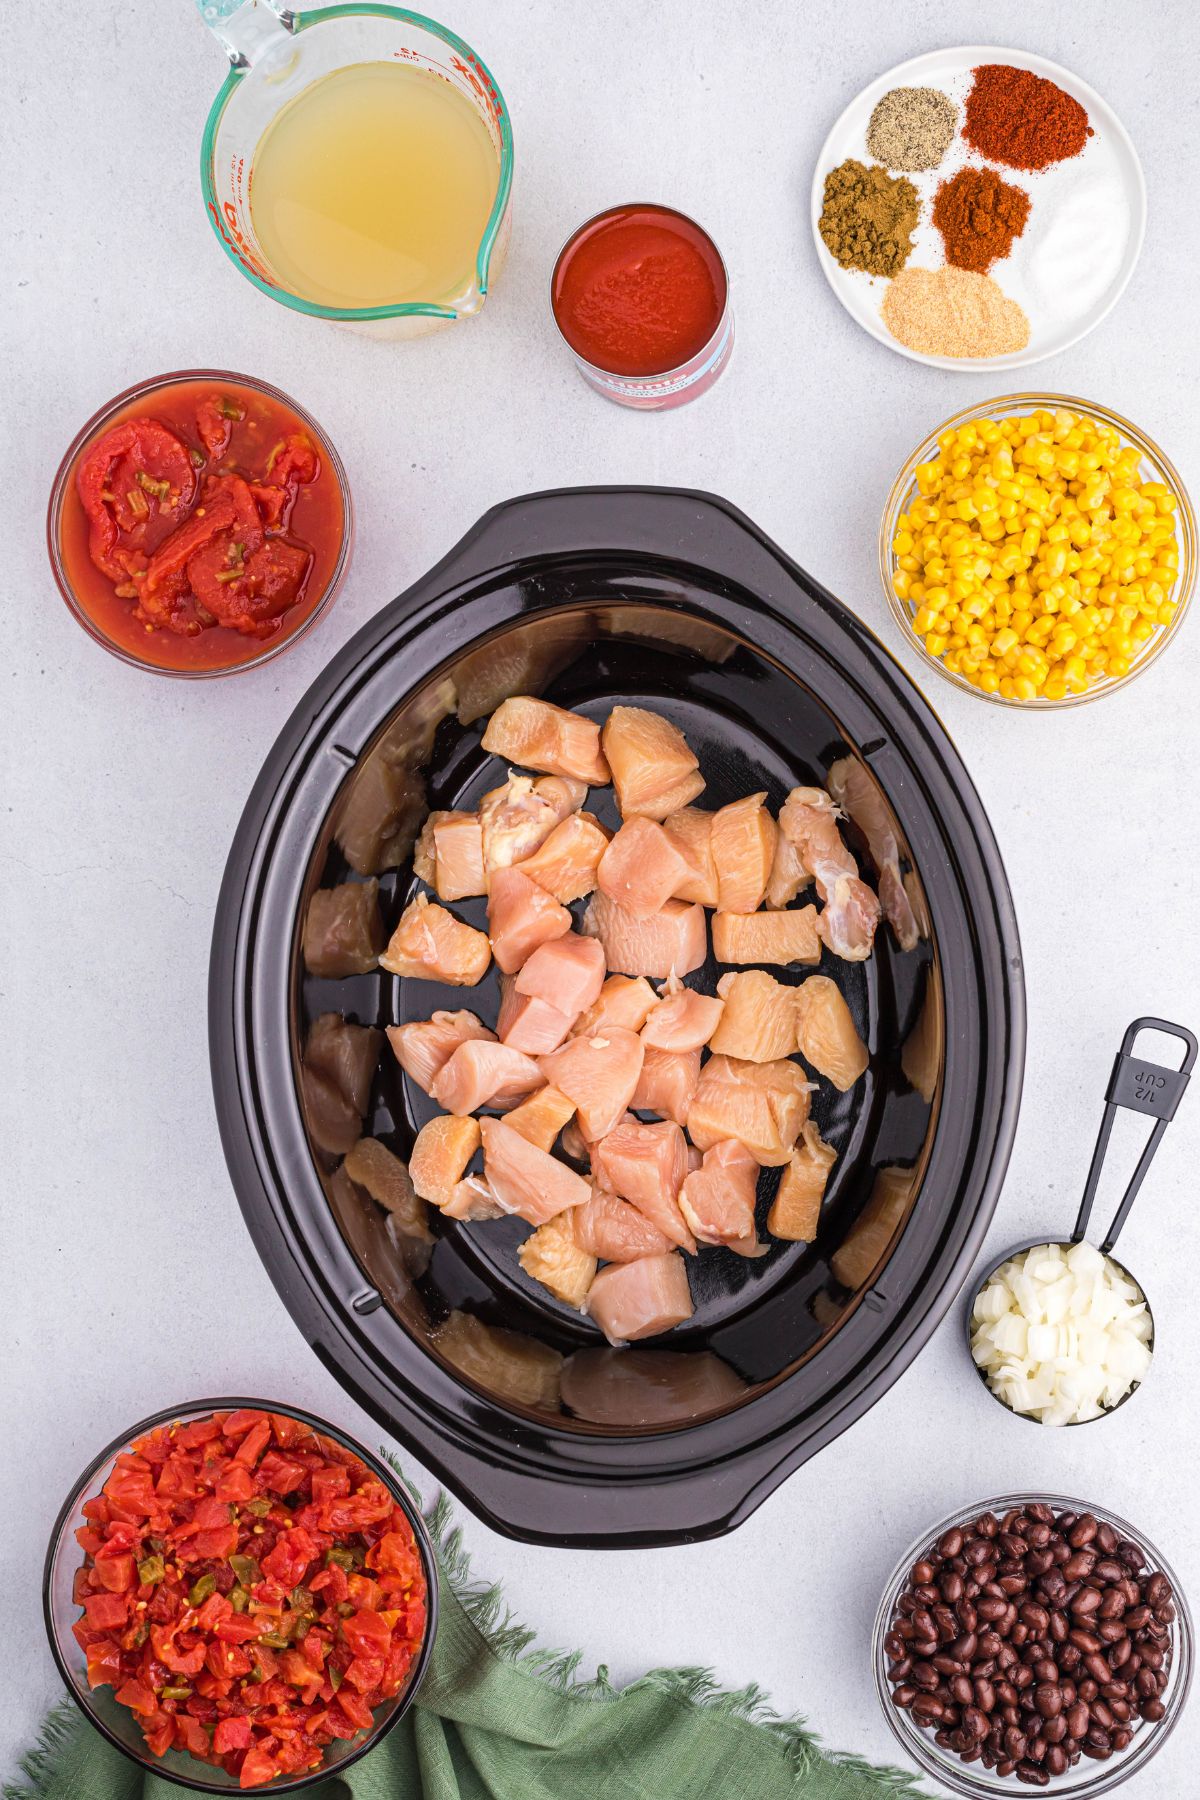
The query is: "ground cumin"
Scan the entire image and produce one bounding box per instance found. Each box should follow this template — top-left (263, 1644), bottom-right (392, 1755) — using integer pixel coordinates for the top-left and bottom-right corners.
top-left (933, 166), bottom-right (1031, 273)
top-left (818, 159), bottom-right (918, 277)
top-left (881, 266), bottom-right (1030, 359)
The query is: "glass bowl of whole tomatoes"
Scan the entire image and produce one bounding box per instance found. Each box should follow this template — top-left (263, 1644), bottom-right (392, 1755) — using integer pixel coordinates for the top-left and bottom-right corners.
top-left (47, 370), bottom-right (353, 677)
top-left (43, 1398), bottom-right (436, 1791)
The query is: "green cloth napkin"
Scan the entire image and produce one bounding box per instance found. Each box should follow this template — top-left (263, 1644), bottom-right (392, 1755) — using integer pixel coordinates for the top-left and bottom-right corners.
top-left (7, 1490), bottom-right (929, 1800)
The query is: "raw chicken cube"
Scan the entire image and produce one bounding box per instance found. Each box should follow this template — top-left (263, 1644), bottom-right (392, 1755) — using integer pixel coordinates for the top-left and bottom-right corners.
top-left (502, 1085), bottom-right (577, 1153)
top-left (488, 867), bottom-right (573, 973)
top-left (710, 970), bottom-right (797, 1062)
top-left (778, 787), bottom-right (881, 961)
top-left (440, 1174), bottom-right (505, 1221)
top-left (639, 975), bottom-right (725, 1052)
top-left (385, 1010), bottom-right (495, 1096)
top-left (572, 1187), bottom-right (675, 1262)
top-left (765, 830), bottom-right (810, 911)
top-left (585, 1253), bottom-right (694, 1345)
top-left (582, 892), bottom-right (706, 979)
top-left (633, 1046), bottom-right (701, 1126)
top-left (517, 1212), bottom-right (597, 1309)
top-left (479, 773), bottom-right (585, 879)
top-left (601, 706), bottom-right (705, 819)
top-left (412, 810), bottom-right (485, 902)
top-left (479, 1118), bottom-right (591, 1224)
top-left (380, 893), bottom-right (491, 985)
top-left (430, 1040), bottom-right (545, 1114)
top-left (686, 1054), bottom-right (812, 1166)
top-left (575, 975), bottom-right (660, 1038)
top-left (794, 976), bottom-right (868, 1090)
top-left (515, 935), bottom-right (606, 1017)
top-left (679, 1137), bottom-right (764, 1256)
top-left (827, 756), bottom-right (919, 952)
top-left (593, 1118), bottom-right (695, 1253)
top-left (767, 1121), bottom-right (836, 1241)
top-left (409, 1114), bottom-right (481, 1206)
top-left (597, 816), bottom-right (690, 918)
top-left (711, 793), bottom-right (777, 914)
top-left (711, 906), bottom-right (820, 967)
top-left (303, 878), bottom-right (383, 977)
top-left (539, 1026), bottom-right (645, 1141)
top-left (496, 981), bottom-right (574, 1055)
top-left (663, 807), bottom-right (719, 907)
top-left (482, 696), bottom-right (610, 785)
top-left (516, 812), bottom-right (610, 903)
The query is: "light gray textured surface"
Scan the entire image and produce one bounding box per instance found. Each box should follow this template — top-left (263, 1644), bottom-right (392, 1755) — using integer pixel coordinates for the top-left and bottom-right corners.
top-left (3, 1), bottom-right (1198, 1791)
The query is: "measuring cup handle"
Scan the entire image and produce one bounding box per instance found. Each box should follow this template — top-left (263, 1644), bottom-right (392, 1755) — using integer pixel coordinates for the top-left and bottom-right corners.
top-left (1072, 1017), bottom-right (1196, 1253)
top-left (196, 0), bottom-right (292, 67)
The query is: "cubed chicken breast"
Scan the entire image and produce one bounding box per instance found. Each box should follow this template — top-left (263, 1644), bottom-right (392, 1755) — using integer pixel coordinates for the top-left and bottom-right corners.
top-left (593, 1118), bottom-right (695, 1252)
top-left (582, 892), bottom-right (706, 980)
top-left (767, 1121), bottom-right (836, 1242)
top-left (679, 1137), bottom-right (764, 1256)
top-left (711, 906), bottom-right (820, 968)
top-left (515, 935), bottom-right (606, 1017)
top-left (430, 1040), bottom-right (545, 1114)
top-left (516, 812), bottom-right (610, 904)
top-left (488, 867), bottom-right (573, 974)
top-left (479, 773), bottom-right (586, 879)
top-left (380, 893), bottom-right (491, 985)
top-left (793, 976), bottom-right (868, 1090)
top-left (710, 970), bottom-right (798, 1063)
top-left (574, 975), bottom-right (660, 1038)
top-left (539, 1026), bottom-right (645, 1141)
top-left (482, 696), bottom-right (611, 786)
top-left (572, 1187), bottom-right (675, 1262)
top-left (778, 787), bottom-right (881, 962)
top-left (434, 1309), bottom-right (563, 1409)
top-left (496, 980), bottom-right (574, 1055)
top-left (502, 1085), bottom-right (577, 1153)
top-left (517, 1212), bottom-right (597, 1309)
top-left (412, 810), bottom-right (486, 902)
top-left (386, 1010), bottom-right (495, 1096)
top-left (440, 1174), bottom-right (505, 1221)
top-left (343, 1137), bottom-right (433, 1245)
top-left (601, 707), bottom-right (705, 819)
top-left (711, 793), bottom-right (777, 914)
top-left (409, 1114), bottom-right (481, 1207)
top-left (687, 1054), bottom-right (813, 1166)
top-left (586, 1253), bottom-right (694, 1345)
top-left (479, 1118), bottom-right (591, 1225)
top-left (303, 878), bottom-right (384, 977)
top-left (640, 974), bottom-right (725, 1052)
top-left (663, 807), bottom-right (719, 907)
top-left (633, 1046), bottom-right (701, 1126)
top-left (597, 817), bottom-right (690, 919)
top-left (765, 829), bottom-right (811, 911)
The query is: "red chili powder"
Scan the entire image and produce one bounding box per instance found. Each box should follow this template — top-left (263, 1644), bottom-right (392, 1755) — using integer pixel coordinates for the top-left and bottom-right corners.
top-left (933, 167), bottom-right (1031, 273)
top-left (552, 205), bottom-right (726, 378)
top-left (963, 64), bottom-right (1092, 171)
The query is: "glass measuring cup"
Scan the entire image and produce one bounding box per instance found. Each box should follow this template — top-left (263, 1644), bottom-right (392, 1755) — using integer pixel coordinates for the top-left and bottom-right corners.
top-left (197, 1), bottom-right (513, 338)
top-left (965, 1017), bottom-right (1196, 1425)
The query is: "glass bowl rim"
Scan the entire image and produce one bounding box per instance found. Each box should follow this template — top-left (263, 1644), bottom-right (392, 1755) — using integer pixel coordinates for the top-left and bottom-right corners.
top-left (45, 367), bottom-right (354, 680)
top-left (199, 3), bottom-right (515, 323)
top-left (548, 200), bottom-right (732, 382)
top-left (878, 391), bottom-right (1196, 710)
top-left (872, 1488), bottom-right (1193, 1797)
top-left (42, 1393), bottom-right (439, 1794)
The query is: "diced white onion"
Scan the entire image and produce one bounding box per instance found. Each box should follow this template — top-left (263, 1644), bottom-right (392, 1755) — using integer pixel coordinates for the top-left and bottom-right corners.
top-left (970, 1242), bottom-right (1152, 1425)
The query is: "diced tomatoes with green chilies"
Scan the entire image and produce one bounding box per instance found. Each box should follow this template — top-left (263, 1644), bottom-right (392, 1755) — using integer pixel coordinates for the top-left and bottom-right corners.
top-left (71, 1411), bottom-right (427, 1788)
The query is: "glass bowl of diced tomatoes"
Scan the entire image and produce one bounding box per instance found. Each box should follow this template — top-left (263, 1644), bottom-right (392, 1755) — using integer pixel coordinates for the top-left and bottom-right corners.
top-left (43, 1399), bottom-right (437, 1791)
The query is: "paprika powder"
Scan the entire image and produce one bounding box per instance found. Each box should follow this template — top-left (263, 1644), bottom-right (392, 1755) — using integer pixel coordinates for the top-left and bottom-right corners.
top-left (963, 64), bottom-right (1092, 171)
top-left (933, 167), bottom-right (1031, 273)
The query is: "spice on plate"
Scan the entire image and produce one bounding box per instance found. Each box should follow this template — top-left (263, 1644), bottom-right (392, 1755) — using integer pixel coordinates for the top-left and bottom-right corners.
top-left (970, 1241), bottom-right (1153, 1423)
top-left (818, 159), bottom-right (918, 277)
top-left (865, 86), bottom-right (957, 171)
top-left (884, 1502), bottom-right (1178, 1782)
top-left (880, 265), bottom-right (1029, 358)
top-left (933, 166), bottom-right (1031, 273)
top-left (891, 405), bottom-right (1182, 701)
top-left (963, 63), bottom-right (1092, 170)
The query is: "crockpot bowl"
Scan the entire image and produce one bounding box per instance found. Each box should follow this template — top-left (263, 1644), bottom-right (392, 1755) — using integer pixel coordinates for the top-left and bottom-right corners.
top-left (210, 487), bottom-right (1025, 1547)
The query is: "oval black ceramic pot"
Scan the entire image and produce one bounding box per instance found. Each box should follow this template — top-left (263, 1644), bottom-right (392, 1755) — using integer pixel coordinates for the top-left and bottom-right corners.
top-left (209, 487), bottom-right (1025, 1548)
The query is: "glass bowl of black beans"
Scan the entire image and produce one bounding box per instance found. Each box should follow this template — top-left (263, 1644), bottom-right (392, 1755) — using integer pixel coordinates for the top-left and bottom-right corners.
top-left (873, 1495), bottom-right (1192, 1794)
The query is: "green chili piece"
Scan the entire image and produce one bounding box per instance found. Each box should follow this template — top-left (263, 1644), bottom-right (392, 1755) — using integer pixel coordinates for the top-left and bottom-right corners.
top-left (134, 470), bottom-right (170, 500)
top-left (229, 1586), bottom-right (249, 1613)
top-left (258, 1630), bottom-right (290, 1650)
top-left (126, 486), bottom-right (150, 520)
top-left (219, 398), bottom-right (245, 420)
top-left (137, 1555), bottom-right (165, 1585)
top-left (289, 1586), bottom-right (315, 1615)
top-left (188, 1573), bottom-right (217, 1606)
top-left (160, 1685), bottom-right (192, 1701)
top-left (189, 447), bottom-right (205, 467)
top-left (329, 1665), bottom-right (343, 1691)
top-left (230, 1554), bottom-right (261, 1587)
top-left (245, 1498), bottom-right (272, 1517)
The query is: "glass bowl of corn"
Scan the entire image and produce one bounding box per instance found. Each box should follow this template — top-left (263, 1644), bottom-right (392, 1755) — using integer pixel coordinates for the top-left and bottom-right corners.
top-left (880, 394), bottom-right (1195, 707)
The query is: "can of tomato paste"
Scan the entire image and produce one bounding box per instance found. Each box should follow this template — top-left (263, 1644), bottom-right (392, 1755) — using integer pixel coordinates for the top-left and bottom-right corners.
top-left (550, 203), bottom-right (733, 410)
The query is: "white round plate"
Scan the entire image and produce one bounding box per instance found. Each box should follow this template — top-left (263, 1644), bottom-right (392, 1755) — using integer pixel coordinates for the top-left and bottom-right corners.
top-left (810, 45), bottom-right (1146, 372)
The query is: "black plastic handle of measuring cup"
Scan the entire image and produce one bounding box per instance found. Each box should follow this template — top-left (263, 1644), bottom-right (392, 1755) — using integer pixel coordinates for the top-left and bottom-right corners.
top-left (1072, 1017), bottom-right (1197, 1254)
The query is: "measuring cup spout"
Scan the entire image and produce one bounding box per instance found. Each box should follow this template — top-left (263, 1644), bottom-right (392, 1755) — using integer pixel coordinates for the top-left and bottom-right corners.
top-left (196, 0), bottom-right (293, 69)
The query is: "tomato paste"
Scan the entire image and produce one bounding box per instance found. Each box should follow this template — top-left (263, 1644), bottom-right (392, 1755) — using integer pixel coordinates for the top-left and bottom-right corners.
top-left (57, 377), bottom-right (346, 673)
top-left (71, 1408), bottom-right (427, 1787)
top-left (551, 205), bottom-right (727, 378)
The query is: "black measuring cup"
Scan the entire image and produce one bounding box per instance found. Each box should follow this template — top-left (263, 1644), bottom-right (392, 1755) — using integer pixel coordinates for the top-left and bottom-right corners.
top-left (966, 1016), bottom-right (1196, 1424)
